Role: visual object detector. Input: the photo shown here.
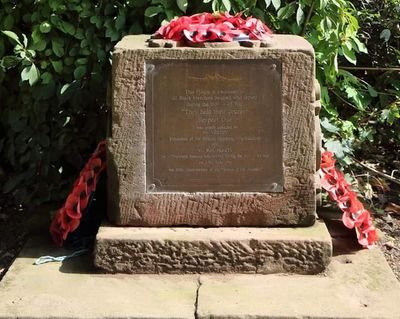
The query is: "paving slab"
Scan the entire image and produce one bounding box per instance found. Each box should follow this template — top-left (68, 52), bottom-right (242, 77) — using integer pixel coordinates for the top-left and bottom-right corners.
top-left (95, 221), bottom-right (332, 274)
top-left (0, 238), bottom-right (199, 319)
top-left (197, 246), bottom-right (400, 319)
top-left (1, 228), bottom-right (400, 319)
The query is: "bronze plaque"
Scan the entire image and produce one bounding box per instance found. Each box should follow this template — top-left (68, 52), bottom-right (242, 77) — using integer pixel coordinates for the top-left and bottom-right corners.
top-left (146, 60), bottom-right (283, 192)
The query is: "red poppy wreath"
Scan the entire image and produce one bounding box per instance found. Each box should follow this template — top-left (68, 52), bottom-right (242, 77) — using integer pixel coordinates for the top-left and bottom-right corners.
top-left (154, 12), bottom-right (272, 43)
top-left (319, 151), bottom-right (378, 247)
top-left (50, 141), bottom-right (106, 247)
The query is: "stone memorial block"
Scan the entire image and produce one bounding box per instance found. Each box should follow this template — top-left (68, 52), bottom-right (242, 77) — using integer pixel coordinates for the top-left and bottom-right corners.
top-left (108, 34), bottom-right (318, 227)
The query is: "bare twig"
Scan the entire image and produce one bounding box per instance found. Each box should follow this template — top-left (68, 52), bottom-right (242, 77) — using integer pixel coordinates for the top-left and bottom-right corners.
top-left (301, 0), bottom-right (316, 36)
top-left (339, 66), bottom-right (400, 72)
top-left (329, 88), bottom-right (359, 110)
top-left (353, 158), bottom-right (400, 186)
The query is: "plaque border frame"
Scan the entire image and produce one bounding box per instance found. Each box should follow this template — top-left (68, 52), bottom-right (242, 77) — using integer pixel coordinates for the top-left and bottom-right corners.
top-left (145, 59), bottom-right (284, 193)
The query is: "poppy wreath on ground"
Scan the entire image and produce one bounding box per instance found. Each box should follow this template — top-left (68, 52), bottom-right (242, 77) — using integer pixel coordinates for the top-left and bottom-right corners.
top-left (319, 151), bottom-right (378, 247)
top-left (49, 141), bottom-right (106, 247)
top-left (154, 12), bottom-right (272, 43)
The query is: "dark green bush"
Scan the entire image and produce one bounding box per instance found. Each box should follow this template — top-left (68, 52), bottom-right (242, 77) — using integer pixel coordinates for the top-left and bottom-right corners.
top-left (348, 0), bottom-right (400, 168)
top-left (0, 0), bottom-right (393, 206)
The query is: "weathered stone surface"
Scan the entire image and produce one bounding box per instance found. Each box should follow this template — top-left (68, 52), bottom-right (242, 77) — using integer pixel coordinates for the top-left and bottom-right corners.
top-left (197, 247), bottom-right (400, 319)
top-left (108, 34), bottom-right (317, 227)
top-left (94, 220), bottom-right (332, 274)
top-left (1, 231), bottom-right (400, 319)
top-left (0, 238), bottom-right (198, 319)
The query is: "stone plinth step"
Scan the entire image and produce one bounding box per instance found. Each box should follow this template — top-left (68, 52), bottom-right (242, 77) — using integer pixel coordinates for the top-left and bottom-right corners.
top-left (1, 235), bottom-right (400, 319)
top-left (94, 220), bottom-right (332, 274)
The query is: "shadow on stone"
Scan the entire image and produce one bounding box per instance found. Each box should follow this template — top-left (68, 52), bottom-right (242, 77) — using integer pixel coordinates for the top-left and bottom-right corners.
top-left (59, 254), bottom-right (96, 275)
top-left (324, 218), bottom-right (360, 256)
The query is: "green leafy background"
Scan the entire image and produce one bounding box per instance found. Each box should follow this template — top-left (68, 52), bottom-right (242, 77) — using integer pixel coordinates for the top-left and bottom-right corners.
top-left (0, 0), bottom-right (399, 207)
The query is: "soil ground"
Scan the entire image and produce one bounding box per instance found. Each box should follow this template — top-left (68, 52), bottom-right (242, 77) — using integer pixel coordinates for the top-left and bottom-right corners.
top-left (0, 194), bottom-right (26, 281)
top-left (376, 215), bottom-right (400, 281)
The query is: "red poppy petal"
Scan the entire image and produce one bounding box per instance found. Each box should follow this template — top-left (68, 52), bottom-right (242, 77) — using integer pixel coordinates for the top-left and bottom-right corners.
top-left (65, 193), bottom-right (82, 219)
top-left (342, 211), bottom-right (355, 229)
top-left (73, 182), bottom-right (89, 211)
top-left (366, 229), bottom-right (378, 245)
top-left (320, 174), bottom-right (338, 192)
top-left (82, 170), bottom-right (96, 194)
top-left (347, 195), bottom-right (364, 214)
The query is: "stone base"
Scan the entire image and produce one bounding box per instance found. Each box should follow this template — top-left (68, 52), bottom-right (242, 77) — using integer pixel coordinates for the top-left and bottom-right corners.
top-left (1, 233), bottom-right (400, 319)
top-left (94, 220), bottom-right (332, 274)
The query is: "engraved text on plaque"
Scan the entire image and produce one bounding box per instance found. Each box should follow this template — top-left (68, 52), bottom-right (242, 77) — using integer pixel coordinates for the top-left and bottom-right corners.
top-left (146, 60), bottom-right (283, 192)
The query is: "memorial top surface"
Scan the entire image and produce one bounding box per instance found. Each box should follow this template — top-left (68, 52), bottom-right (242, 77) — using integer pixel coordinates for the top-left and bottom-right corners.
top-left (115, 34), bottom-right (314, 54)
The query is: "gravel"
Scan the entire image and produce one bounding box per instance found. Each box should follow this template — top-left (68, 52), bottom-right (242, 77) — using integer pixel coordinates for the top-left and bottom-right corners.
top-left (376, 214), bottom-right (400, 281)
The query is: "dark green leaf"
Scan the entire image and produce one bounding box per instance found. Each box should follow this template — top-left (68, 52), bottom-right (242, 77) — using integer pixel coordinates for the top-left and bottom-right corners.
top-left (74, 65), bottom-right (87, 79)
top-left (296, 6), bottom-right (304, 26)
top-left (176, 0), bottom-right (188, 13)
top-left (342, 45), bottom-right (356, 65)
top-left (1, 30), bottom-right (22, 45)
top-left (115, 14), bottom-right (126, 30)
top-left (49, 0), bottom-right (62, 10)
top-left (21, 64), bottom-right (40, 86)
top-left (90, 16), bottom-right (102, 28)
top-left (3, 15), bottom-right (14, 29)
top-left (380, 29), bottom-right (391, 42)
top-left (359, 127), bottom-right (375, 143)
top-left (75, 58), bottom-right (88, 65)
top-left (319, 0), bottom-right (328, 9)
top-left (277, 3), bottom-right (296, 19)
top-left (41, 72), bottom-right (53, 84)
top-left (40, 22), bottom-right (52, 33)
top-left (380, 107), bottom-right (400, 125)
top-left (367, 85), bottom-right (378, 97)
top-left (1, 56), bottom-right (20, 69)
top-left (51, 60), bottom-right (63, 74)
top-left (60, 83), bottom-right (71, 95)
top-left (324, 140), bottom-right (347, 159)
top-left (52, 40), bottom-right (64, 57)
top-left (144, 6), bottom-right (163, 17)
top-left (321, 118), bottom-right (339, 134)
top-left (222, 0), bottom-right (231, 12)
top-left (212, 0), bottom-right (218, 12)
top-left (31, 30), bottom-right (47, 51)
top-left (352, 38), bottom-right (367, 54)
top-left (272, 0), bottom-right (281, 10)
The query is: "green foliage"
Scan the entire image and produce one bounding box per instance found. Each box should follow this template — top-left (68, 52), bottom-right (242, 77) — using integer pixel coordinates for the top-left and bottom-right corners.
top-left (0, 0), bottom-right (396, 206)
top-left (318, 0), bottom-right (400, 165)
top-left (0, 0), bottom-right (206, 205)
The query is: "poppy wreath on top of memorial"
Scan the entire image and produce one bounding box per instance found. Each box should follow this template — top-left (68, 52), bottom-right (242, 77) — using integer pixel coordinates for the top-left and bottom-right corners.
top-left (154, 12), bottom-right (273, 43)
top-left (49, 141), bottom-right (106, 247)
top-left (319, 151), bottom-right (378, 247)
